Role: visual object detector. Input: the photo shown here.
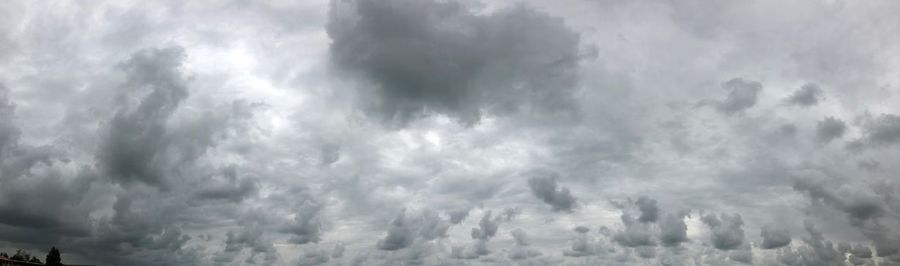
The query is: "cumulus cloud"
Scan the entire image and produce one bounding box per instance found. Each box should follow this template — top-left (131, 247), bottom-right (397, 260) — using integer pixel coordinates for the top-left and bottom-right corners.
top-left (760, 225), bottom-right (792, 249)
top-left (793, 221), bottom-right (846, 265)
top-left (853, 114), bottom-right (900, 148)
top-left (192, 167), bottom-right (258, 202)
top-left (574, 226), bottom-right (591, 234)
top-left (785, 83), bottom-right (824, 106)
top-left (83, 194), bottom-right (202, 265)
top-left (470, 210), bottom-right (499, 241)
top-left (376, 209), bottom-right (452, 250)
top-left (450, 210), bottom-right (505, 260)
top-left (659, 211), bottom-right (690, 247)
top-left (635, 196), bottom-right (659, 223)
top-left (327, 0), bottom-right (586, 125)
top-left (728, 245), bottom-right (753, 264)
top-left (98, 47), bottom-right (189, 188)
top-left (710, 78), bottom-right (762, 115)
top-left (563, 232), bottom-right (610, 258)
top-left (792, 172), bottom-right (886, 223)
top-left (527, 173), bottom-right (578, 212)
top-left (282, 200), bottom-right (324, 245)
top-left (222, 226), bottom-right (277, 264)
top-left (447, 208), bottom-right (470, 224)
top-left (816, 117), bottom-right (846, 144)
top-left (612, 213), bottom-right (656, 247)
top-left (701, 213), bottom-right (745, 250)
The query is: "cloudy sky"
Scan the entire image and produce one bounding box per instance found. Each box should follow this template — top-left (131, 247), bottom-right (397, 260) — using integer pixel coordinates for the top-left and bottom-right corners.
top-left (2, 0), bottom-right (900, 265)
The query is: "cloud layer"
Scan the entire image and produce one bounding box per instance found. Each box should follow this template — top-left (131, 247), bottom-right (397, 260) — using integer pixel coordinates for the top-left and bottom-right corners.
top-left (2, 0), bottom-right (900, 265)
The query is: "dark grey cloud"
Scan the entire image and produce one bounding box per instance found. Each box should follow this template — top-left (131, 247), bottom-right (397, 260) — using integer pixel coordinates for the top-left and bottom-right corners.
top-left (295, 249), bottom-right (330, 266)
top-left (760, 225), bottom-right (792, 249)
top-left (376, 209), bottom-right (452, 250)
top-left (527, 173), bottom-right (577, 212)
top-left (98, 46), bottom-right (188, 188)
top-left (701, 213), bottom-right (745, 250)
top-left (728, 245), bottom-right (753, 264)
top-left (850, 243), bottom-right (872, 259)
top-left (612, 214), bottom-right (656, 247)
top-left (282, 200), bottom-right (324, 245)
top-left (192, 167), bottom-right (258, 203)
top-left (574, 226), bottom-right (590, 234)
top-left (815, 117), bottom-right (846, 144)
top-left (0, 84), bottom-right (18, 156)
top-left (470, 210), bottom-right (499, 241)
top-left (78, 194), bottom-right (202, 266)
top-left (635, 246), bottom-right (657, 259)
top-left (707, 78), bottom-right (762, 115)
top-left (791, 169), bottom-right (900, 263)
top-left (793, 221), bottom-right (846, 266)
top-left (447, 208), bottom-right (470, 224)
top-left (327, 0), bottom-right (586, 126)
top-left (563, 233), bottom-right (608, 258)
top-left (451, 210), bottom-right (504, 260)
top-left (376, 212), bottom-right (417, 251)
top-left (855, 114), bottom-right (900, 148)
top-left (221, 226), bottom-right (278, 264)
top-left (792, 173), bottom-right (886, 222)
top-left (658, 212), bottom-right (690, 247)
top-left (635, 196), bottom-right (659, 223)
top-left (785, 83), bottom-right (824, 107)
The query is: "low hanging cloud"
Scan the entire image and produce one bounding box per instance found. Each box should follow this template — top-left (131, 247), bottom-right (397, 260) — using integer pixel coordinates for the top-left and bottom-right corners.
top-left (282, 201), bottom-right (324, 245)
top-left (635, 196), bottom-right (659, 223)
top-left (815, 117), bottom-right (846, 144)
top-left (613, 221), bottom-right (656, 248)
top-left (327, 0), bottom-right (587, 126)
top-left (376, 209), bottom-right (452, 250)
top-left (785, 83), bottom-right (824, 106)
top-left (792, 172), bottom-right (886, 223)
top-left (701, 213), bottom-right (745, 250)
top-left (98, 47), bottom-right (189, 188)
top-left (712, 78), bottom-right (762, 115)
top-left (451, 210), bottom-right (504, 260)
top-left (760, 225), bottom-right (792, 249)
top-left (853, 114), bottom-right (900, 148)
top-left (659, 212), bottom-right (690, 247)
top-left (527, 174), bottom-right (578, 212)
top-left (221, 226), bottom-right (278, 265)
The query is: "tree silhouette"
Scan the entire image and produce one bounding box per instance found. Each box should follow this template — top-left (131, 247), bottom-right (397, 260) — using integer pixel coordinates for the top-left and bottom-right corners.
top-left (29, 256), bottom-right (42, 264)
top-left (0, 252), bottom-right (7, 258)
top-left (10, 249), bottom-right (31, 261)
top-left (46, 247), bottom-right (63, 266)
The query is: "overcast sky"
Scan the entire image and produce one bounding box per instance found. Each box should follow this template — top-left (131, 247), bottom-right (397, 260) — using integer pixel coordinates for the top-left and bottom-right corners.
top-left (2, 0), bottom-right (900, 265)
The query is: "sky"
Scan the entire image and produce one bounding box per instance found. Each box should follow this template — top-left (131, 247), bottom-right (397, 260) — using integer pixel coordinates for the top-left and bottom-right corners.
top-left (1, 0), bottom-right (900, 265)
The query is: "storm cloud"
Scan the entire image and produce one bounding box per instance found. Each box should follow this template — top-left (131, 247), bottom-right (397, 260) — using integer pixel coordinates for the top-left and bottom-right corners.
top-left (785, 83), bottom-right (824, 107)
top-left (327, 0), bottom-right (586, 125)
top-left (527, 173), bottom-right (578, 212)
